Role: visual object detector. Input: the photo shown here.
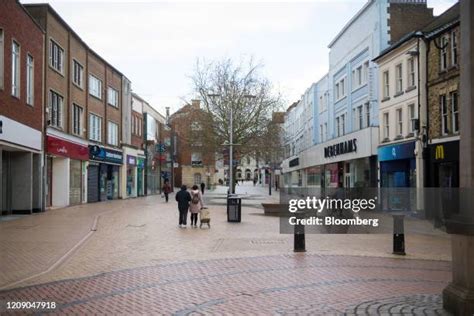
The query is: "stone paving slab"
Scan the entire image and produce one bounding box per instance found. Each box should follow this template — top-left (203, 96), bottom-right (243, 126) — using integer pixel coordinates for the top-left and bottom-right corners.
top-left (0, 254), bottom-right (451, 315)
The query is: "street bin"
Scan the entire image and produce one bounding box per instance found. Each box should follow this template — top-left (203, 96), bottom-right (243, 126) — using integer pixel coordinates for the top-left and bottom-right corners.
top-left (227, 194), bottom-right (242, 222)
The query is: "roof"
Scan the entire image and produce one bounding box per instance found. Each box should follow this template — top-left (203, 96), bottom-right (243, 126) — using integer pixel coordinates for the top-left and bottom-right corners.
top-left (23, 3), bottom-right (124, 77)
top-left (16, 0), bottom-right (45, 33)
top-left (328, 0), bottom-right (374, 48)
top-left (373, 2), bottom-right (459, 62)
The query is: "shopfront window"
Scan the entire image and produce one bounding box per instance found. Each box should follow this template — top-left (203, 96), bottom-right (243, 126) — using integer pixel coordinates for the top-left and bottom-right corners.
top-left (306, 167), bottom-right (321, 187)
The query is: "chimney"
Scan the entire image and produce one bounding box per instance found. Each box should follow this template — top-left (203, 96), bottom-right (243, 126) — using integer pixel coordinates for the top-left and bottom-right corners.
top-left (165, 107), bottom-right (170, 125)
top-left (191, 99), bottom-right (200, 109)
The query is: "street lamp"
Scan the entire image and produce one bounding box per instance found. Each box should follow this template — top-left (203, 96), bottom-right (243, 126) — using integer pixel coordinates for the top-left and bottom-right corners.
top-left (207, 93), bottom-right (255, 194)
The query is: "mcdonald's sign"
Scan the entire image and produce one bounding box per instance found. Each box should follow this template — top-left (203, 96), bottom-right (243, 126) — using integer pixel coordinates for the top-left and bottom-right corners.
top-left (435, 145), bottom-right (445, 160)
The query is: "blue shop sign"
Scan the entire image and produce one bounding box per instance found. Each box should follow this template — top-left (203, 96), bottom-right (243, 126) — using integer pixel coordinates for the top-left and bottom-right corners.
top-left (89, 145), bottom-right (123, 164)
top-left (378, 141), bottom-right (415, 162)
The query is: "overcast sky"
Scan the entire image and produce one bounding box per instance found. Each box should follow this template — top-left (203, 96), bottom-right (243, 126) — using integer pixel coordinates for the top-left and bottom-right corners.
top-left (22, 0), bottom-right (458, 114)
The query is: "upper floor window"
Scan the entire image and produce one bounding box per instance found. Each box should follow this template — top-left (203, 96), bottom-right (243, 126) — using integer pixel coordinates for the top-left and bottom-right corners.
top-left (451, 91), bottom-right (459, 134)
top-left (440, 94), bottom-right (449, 135)
top-left (191, 121), bottom-right (202, 131)
top-left (440, 36), bottom-right (448, 71)
top-left (89, 113), bottom-right (102, 142)
top-left (357, 106), bottom-right (363, 130)
top-left (336, 117), bottom-right (340, 137)
top-left (408, 103), bottom-right (416, 133)
top-left (319, 124), bottom-right (323, 143)
top-left (365, 103), bottom-right (371, 127)
top-left (407, 57), bottom-right (415, 87)
top-left (0, 29), bottom-right (4, 90)
top-left (72, 60), bottom-right (84, 88)
top-left (451, 31), bottom-right (458, 66)
top-left (396, 108), bottom-right (403, 136)
top-left (352, 65), bottom-right (363, 90)
top-left (191, 152), bottom-right (203, 166)
top-left (26, 54), bottom-right (34, 105)
top-left (11, 40), bottom-right (20, 97)
top-left (108, 87), bottom-right (119, 107)
top-left (363, 61), bottom-right (369, 83)
top-left (49, 39), bottom-right (64, 73)
top-left (383, 71), bottom-right (389, 98)
top-left (324, 122), bottom-right (328, 141)
top-left (383, 112), bottom-right (389, 139)
top-left (89, 75), bottom-right (102, 99)
top-left (395, 64), bottom-right (403, 94)
top-left (49, 90), bottom-right (63, 128)
top-left (107, 121), bottom-right (119, 146)
top-left (72, 103), bottom-right (83, 136)
top-left (335, 77), bottom-right (346, 100)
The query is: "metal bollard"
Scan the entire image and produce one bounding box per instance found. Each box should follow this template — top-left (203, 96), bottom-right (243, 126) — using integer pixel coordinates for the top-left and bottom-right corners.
top-left (294, 211), bottom-right (306, 252)
top-left (393, 214), bottom-right (406, 255)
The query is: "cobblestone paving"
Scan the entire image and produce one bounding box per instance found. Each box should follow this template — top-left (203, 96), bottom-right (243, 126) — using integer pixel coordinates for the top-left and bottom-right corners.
top-left (0, 254), bottom-right (451, 315)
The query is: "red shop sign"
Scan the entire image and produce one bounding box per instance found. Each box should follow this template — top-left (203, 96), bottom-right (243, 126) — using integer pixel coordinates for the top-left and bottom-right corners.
top-left (47, 136), bottom-right (89, 161)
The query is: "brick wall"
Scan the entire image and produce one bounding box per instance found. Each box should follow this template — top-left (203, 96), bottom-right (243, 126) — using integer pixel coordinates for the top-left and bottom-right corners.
top-left (427, 25), bottom-right (460, 140)
top-left (389, 3), bottom-right (434, 44)
top-left (0, 0), bottom-right (44, 132)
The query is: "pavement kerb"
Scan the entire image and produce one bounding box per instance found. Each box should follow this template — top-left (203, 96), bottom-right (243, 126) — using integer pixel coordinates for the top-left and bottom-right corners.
top-left (0, 208), bottom-right (115, 291)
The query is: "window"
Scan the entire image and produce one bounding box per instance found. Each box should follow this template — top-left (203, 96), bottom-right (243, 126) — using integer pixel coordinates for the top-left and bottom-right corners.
top-left (191, 152), bottom-right (202, 166)
top-left (383, 71), bottom-right (389, 98)
top-left (49, 90), bottom-right (63, 128)
top-left (191, 122), bottom-right (202, 131)
top-left (363, 61), bottom-right (369, 84)
top-left (324, 122), bottom-right (328, 141)
top-left (319, 124), bottom-right (323, 142)
top-left (358, 106), bottom-right (363, 130)
top-left (49, 39), bottom-right (64, 73)
top-left (451, 31), bottom-right (458, 66)
top-left (107, 121), bottom-right (119, 146)
top-left (89, 75), bottom-right (102, 99)
top-left (72, 104), bottom-right (83, 136)
top-left (335, 78), bottom-right (346, 100)
top-left (408, 103), bottom-right (416, 133)
top-left (89, 114), bottom-right (102, 142)
top-left (396, 108), bottom-right (403, 136)
top-left (383, 113), bottom-right (389, 139)
top-left (451, 91), bottom-right (459, 133)
top-left (341, 114), bottom-right (345, 135)
top-left (341, 78), bottom-right (345, 97)
top-left (408, 57), bottom-right (415, 87)
top-left (395, 64), bottom-right (403, 93)
top-left (72, 60), bottom-right (83, 88)
top-left (365, 103), bottom-right (370, 127)
top-left (336, 117), bottom-right (340, 137)
top-left (26, 54), bottom-right (34, 105)
top-left (11, 41), bottom-right (20, 97)
top-left (108, 87), bottom-right (118, 107)
top-left (440, 94), bottom-right (448, 135)
top-left (0, 29), bottom-right (4, 89)
top-left (440, 36), bottom-right (448, 71)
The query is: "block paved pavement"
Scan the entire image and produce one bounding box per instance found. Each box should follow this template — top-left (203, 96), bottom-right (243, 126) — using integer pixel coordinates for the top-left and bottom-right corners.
top-left (0, 182), bottom-right (453, 314)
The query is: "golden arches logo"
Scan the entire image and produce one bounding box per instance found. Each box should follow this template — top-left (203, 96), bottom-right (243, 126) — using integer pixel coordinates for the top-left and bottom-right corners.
top-left (435, 145), bottom-right (445, 160)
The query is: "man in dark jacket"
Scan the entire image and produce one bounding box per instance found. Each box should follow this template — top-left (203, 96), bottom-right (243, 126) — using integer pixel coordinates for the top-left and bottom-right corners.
top-left (175, 185), bottom-right (191, 228)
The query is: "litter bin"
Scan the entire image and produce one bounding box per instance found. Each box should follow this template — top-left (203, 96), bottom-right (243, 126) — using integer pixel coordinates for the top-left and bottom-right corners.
top-left (227, 194), bottom-right (242, 222)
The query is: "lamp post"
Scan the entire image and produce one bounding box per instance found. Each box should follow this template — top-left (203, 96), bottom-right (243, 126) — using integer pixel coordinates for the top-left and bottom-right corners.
top-left (208, 93), bottom-right (255, 194)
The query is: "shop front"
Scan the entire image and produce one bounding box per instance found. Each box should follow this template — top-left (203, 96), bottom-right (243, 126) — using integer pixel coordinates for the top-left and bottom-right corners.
top-left (281, 127), bottom-right (378, 189)
top-left (1, 116), bottom-right (43, 214)
top-left (427, 140), bottom-right (459, 187)
top-left (137, 157), bottom-right (145, 196)
top-left (378, 141), bottom-right (416, 188)
top-left (46, 133), bottom-right (89, 208)
top-left (88, 145), bottom-right (123, 202)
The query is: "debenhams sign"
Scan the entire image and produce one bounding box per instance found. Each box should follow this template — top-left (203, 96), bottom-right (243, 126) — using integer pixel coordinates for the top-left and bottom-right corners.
top-left (324, 139), bottom-right (357, 158)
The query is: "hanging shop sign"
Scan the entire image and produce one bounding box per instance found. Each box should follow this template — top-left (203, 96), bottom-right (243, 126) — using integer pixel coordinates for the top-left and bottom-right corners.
top-left (137, 158), bottom-right (145, 169)
top-left (127, 155), bottom-right (137, 166)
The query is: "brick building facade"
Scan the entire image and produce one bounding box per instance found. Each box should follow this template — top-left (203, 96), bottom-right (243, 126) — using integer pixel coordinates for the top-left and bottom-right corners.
top-left (170, 100), bottom-right (216, 188)
top-left (425, 3), bottom-right (460, 187)
top-left (0, 0), bottom-right (44, 214)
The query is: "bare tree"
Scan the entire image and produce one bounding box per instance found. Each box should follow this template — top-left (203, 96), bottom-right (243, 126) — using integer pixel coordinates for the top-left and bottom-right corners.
top-left (192, 57), bottom-right (283, 190)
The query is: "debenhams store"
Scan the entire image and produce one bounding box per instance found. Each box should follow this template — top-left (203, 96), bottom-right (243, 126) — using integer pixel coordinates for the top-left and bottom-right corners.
top-left (281, 127), bottom-right (378, 188)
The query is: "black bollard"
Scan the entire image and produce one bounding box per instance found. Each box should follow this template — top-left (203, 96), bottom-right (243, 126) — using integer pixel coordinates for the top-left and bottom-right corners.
top-left (294, 211), bottom-right (306, 252)
top-left (393, 214), bottom-right (406, 255)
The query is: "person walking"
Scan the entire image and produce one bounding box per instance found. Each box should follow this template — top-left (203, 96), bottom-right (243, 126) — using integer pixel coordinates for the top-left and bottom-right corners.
top-left (189, 185), bottom-right (204, 228)
top-left (175, 185), bottom-right (191, 228)
top-left (162, 179), bottom-right (171, 202)
top-left (200, 182), bottom-right (205, 195)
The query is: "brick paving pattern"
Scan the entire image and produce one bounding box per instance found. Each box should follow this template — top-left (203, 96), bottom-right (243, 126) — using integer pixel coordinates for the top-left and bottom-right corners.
top-left (0, 254), bottom-right (451, 315)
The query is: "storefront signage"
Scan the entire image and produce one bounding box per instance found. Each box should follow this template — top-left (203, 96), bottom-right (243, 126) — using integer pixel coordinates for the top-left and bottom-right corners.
top-left (435, 145), bottom-right (444, 160)
top-left (289, 158), bottom-right (299, 167)
top-left (324, 139), bottom-right (357, 158)
top-left (89, 145), bottom-right (123, 164)
top-left (429, 141), bottom-right (459, 162)
top-left (47, 136), bottom-right (89, 160)
top-left (378, 141), bottom-right (415, 162)
top-left (127, 155), bottom-right (137, 166)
